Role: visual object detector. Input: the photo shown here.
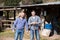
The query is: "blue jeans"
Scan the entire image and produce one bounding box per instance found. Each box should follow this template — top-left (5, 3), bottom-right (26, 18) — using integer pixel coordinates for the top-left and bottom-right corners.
top-left (30, 30), bottom-right (40, 40)
top-left (15, 29), bottom-right (24, 40)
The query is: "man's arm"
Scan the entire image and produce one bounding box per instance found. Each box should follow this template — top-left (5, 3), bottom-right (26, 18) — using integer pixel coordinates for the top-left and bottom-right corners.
top-left (28, 17), bottom-right (32, 25)
top-left (25, 19), bottom-right (28, 31)
top-left (12, 18), bottom-right (18, 30)
top-left (35, 16), bottom-right (42, 24)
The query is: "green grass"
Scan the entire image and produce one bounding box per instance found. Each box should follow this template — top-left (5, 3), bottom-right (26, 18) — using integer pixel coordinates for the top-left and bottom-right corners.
top-left (0, 30), bottom-right (14, 37)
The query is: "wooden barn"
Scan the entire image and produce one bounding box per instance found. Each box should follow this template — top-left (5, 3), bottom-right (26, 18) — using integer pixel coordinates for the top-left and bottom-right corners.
top-left (0, 1), bottom-right (60, 33)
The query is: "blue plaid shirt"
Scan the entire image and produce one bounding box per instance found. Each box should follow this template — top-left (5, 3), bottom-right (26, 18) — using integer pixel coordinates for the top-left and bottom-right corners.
top-left (28, 16), bottom-right (41, 30)
top-left (13, 17), bottom-right (28, 31)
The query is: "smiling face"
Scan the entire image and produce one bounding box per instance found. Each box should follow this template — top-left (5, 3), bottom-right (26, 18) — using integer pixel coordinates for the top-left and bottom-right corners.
top-left (19, 12), bottom-right (25, 18)
top-left (31, 11), bottom-right (36, 16)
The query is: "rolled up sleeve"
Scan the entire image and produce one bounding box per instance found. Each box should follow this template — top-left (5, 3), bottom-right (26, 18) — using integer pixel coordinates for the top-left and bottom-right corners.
top-left (28, 18), bottom-right (31, 25)
top-left (38, 17), bottom-right (42, 24)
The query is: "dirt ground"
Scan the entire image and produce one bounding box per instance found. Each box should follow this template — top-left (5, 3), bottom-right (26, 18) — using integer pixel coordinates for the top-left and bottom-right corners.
top-left (0, 35), bottom-right (60, 40)
top-left (0, 29), bottom-right (60, 40)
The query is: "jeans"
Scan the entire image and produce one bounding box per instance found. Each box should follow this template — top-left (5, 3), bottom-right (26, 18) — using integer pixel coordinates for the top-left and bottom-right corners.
top-left (15, 29), bottom-right (24, 40)
top-left (30, 29), bottom-right (40, 40)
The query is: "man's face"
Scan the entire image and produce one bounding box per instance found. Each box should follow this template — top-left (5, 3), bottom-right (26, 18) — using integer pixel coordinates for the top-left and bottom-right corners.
top-left (19, 12), bottom-right (25, 18)
top-left (31, 11), bottom-right (36, 16)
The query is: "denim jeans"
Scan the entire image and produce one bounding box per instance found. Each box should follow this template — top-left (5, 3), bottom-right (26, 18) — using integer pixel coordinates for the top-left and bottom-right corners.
top-left (30, 29), bottom-right (40, 40)
top-left (15, 29), bottom-right (24, 40)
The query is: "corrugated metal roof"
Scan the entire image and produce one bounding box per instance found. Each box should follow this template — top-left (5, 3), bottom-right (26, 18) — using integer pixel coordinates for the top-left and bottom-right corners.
top-left (20, 1), bottom-right (60, 7)
top-left (0, 1), bottom-right (60, 8)
top-left (0, 1), bottom-right (60, 11)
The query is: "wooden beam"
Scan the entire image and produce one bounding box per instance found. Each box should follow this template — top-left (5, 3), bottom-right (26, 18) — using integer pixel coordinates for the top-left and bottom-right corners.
top-left (0, 8), bottom-right (21, 11)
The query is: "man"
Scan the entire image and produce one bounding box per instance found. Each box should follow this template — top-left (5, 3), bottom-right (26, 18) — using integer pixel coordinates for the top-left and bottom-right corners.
top-left (28, 10), bottom-right (41, 40)
top-left (13, 9), bottom-right (28, 40)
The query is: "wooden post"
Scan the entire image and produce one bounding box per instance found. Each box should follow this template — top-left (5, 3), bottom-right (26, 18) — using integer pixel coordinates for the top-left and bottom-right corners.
top-left (0, 11), bottom-right (3, 16)
top-left (6, 11), bottom-right (9, 20)
top-left (14, 10), bottom-right (16, 20)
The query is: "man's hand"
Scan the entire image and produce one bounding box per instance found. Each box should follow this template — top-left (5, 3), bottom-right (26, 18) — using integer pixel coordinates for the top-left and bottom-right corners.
top-left (31, 22), bottom-right (38, 24)
top-left (12, 29), bottom-right (15, 32)
top-left (34, 22), bottom-right (38, 24)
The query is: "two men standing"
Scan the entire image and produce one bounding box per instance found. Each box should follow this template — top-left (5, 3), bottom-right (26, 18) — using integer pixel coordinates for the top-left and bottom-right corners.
top-left (13, 9), bottom-right (41, 40)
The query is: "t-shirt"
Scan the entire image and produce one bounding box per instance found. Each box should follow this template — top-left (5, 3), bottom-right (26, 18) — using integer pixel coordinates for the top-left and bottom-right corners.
top-left (45, 21), bottom-right (52, 29)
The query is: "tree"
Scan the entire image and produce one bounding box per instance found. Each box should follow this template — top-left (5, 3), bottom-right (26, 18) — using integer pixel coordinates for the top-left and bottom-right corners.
top-left (32, 0), bottom-right (42, 4)
top-left (4, 0), bottom-right (21, 6)
top-left (22, 0), bottom-right (42, 5)
top-left (0, 0), bottom-right (4, 3)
